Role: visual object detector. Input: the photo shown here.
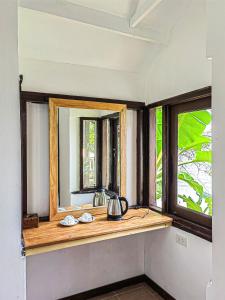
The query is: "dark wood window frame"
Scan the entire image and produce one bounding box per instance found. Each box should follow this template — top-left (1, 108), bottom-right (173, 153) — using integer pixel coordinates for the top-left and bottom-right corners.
top-left (100, 111), bottom-right (120, 194)
top-left (169, 98), bottom-right (212, 228)
top-left (147, 87), bottom-right (212, 241)
top-left (79, 117), bottom-right (102, 191)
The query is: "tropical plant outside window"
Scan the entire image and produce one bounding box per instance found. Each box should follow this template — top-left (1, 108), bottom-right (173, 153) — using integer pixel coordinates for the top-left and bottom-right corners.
top-left (156, 107), bottom-right (163, 208)
top-left (155, 107), bottom-right (212, 216)
top-left (83, 120), bottom-right (97, 188)
top-left (177, 109), bottom-right (212, 216)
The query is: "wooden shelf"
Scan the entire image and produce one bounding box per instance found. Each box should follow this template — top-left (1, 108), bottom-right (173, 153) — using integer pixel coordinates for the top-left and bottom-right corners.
top-left (23, 209), bottom-right (172, 256)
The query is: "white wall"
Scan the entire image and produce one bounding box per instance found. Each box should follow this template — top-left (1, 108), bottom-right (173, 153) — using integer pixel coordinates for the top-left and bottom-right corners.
top-left (59, 108), bottom-right (71, 207)
top-left (145, 228), bottom-right (212, 300)
top-left (0, 1), bottom-right (25, 299)
top-left (20, 58), bottom-right (145, 102)
top-left (27, 103), bottom-right (49, 216)
top-left (206, 1), bottom-right (225, 298)
top-left (145, 0), bottom-right (211, 103)
top-left (144, 1), bottom-right (212, 299)
top-left (27, 234), bottom-right (144, 300)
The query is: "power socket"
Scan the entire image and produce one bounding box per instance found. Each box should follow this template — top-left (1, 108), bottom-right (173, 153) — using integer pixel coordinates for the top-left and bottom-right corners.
top-left (176, 234), bottom-right (188, 248)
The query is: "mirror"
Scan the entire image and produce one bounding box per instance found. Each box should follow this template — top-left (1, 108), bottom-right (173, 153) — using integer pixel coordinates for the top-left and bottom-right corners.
top-left (58, 107), bottom-right (121, 212)
top-left (49, 98), bottom-right (126, 220)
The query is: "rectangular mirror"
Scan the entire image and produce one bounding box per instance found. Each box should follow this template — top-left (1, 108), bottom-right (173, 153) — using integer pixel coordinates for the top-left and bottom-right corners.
top-left (49, 98), bottom-right (127, 220)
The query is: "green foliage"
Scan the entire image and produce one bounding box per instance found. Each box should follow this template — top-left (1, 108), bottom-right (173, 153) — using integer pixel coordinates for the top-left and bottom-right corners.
top-left (178, 172), bottom-right (203, 198)
top-left (156, 108), bottom-right (212, 216)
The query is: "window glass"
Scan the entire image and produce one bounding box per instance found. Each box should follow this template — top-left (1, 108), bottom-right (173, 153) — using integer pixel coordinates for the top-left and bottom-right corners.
top-left (156, 107), bottom-right (163, 207)
top-left (83, 120), bottom-right (97, 188)
top-left (149, 106), bottom-right (162, 208)
top-left (177, 109), bottom-right (212, 216)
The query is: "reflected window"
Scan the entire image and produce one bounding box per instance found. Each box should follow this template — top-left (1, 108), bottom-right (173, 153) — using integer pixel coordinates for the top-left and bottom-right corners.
top-left (80, 119), bottom-right (99, 189)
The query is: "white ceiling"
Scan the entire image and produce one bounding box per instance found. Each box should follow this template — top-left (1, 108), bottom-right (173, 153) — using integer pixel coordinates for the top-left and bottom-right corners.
top-left (65, 0), bottom-right (138, 18)
top-left (141, 0), bottom-right (189, 32)
top-left (18, 8), bottom-right (155, 73)
top-left (18, 0), bottom-right (190, 73)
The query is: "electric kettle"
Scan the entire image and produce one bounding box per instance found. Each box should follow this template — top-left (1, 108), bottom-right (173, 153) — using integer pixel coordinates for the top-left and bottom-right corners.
top-left (93, 188), bottom-right (108, 207)
top-left (107, 194), bottom-right (129, 221)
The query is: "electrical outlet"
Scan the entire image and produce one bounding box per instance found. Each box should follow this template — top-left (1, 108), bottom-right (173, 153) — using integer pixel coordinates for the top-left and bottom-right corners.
top-left (176, 234), bottom-right (188, 248)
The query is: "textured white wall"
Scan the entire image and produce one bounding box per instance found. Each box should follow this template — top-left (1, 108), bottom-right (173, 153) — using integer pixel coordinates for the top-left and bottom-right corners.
top-left (144, 1), bottom-right (212, 300)
top-left (0, 1), bottom-right (26, 299)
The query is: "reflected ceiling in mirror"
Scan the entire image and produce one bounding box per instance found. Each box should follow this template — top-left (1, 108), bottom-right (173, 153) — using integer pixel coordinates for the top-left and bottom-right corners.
top-left (58, 107), bottom-right (121, 213)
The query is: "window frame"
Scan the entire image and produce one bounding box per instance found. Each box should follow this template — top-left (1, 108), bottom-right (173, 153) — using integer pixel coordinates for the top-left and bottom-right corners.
top-left (147, 87), bottom-right (212, 241)
top-left (169, 98), bottom-right (212, 228)
top-left (79, 113), bottom-right (120, 194)
top-left (80, 117), bottom-right (102, 191)
top-left (102, 112), bottom-right (120, 194)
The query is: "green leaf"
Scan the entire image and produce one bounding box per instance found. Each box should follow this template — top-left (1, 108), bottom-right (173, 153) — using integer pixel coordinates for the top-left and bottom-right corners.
top-left (205, 197), bottom-right (212, 216)
top-left (178, 195), bottom-right (203, 213)
top-left (195, 151), bottom-right (212, 163)
top-left (178, 110), bottom-right (211, 149)
top-left (178, 137), bottom-right (211, 154)
top-left (156, 107), bottom-right (162, 165)
top-left (178, 172), bottom-right (204, 197)
top-left (179, 151), bottom-right (212, 166)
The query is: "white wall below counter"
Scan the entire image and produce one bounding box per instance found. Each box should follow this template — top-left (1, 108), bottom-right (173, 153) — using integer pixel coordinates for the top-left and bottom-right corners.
top-left (145, 228), bottom-right (212, 300)
top-left (26, 234), bottom-right (144, 300)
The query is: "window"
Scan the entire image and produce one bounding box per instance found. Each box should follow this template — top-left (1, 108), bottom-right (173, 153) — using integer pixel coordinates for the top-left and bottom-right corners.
top-left (80, 118), bottom-right (101, 190)
top-left (169, 99), bottom-right (212, 228)
top-left (79, 114), bottom-right (120, 193)
top-left (149, 106), bottom-right (163, 209)
top-left (148, 88), bottom-right (212, 240)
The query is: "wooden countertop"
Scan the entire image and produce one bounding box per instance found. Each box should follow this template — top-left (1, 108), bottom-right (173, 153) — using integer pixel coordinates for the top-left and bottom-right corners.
top-left (23, 209), bottom-right (172, 256)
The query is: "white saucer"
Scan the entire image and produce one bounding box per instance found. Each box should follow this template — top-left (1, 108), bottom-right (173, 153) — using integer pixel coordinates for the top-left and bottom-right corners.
top-left (59, 218), bottom-right (79, 226)
top-left (78, 216), bottom-right (95, 223)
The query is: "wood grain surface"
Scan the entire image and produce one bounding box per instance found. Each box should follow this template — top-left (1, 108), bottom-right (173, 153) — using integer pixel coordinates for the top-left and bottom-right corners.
top-left (23, 209), bottom-right (172, 255)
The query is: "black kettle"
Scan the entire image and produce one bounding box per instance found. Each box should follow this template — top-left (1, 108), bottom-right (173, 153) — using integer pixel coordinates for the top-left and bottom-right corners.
top-left (107, 194), bottom-right (128, 221)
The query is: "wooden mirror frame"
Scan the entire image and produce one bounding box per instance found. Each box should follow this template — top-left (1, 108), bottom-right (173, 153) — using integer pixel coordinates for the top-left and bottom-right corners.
top-left (49, 98), bottom-right (127, 221)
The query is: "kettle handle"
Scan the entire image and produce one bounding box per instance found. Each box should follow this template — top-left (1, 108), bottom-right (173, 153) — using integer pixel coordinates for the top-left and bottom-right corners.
top-left (119, 197), bottom-right (128, 216)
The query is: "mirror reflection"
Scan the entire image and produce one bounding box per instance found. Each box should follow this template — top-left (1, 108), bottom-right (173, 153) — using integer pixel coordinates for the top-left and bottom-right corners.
top-left (58, 107), bottom-right (121, 212)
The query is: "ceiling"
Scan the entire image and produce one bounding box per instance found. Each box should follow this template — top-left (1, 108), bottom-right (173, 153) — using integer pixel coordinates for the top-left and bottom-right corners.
top-left (65, 0), bottom-right (138, 18)
top-left (18, 0), bottom-right (190, 73)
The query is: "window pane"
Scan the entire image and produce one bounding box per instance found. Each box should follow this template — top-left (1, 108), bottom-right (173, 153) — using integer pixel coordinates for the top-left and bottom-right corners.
top-left (156, 107), bottom-right (163, 207)
top-left (149, 106), bottom-right (163, 208)
top-left (177, 109), bottom-right (212, 216)
top-left (83, 120), bottom-right (97, 188)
